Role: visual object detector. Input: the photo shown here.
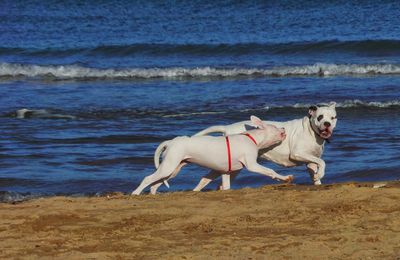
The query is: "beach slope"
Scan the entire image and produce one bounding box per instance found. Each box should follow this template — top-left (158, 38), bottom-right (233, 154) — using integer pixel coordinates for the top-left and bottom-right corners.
top-left (1, 182), bottom-right (400, 259)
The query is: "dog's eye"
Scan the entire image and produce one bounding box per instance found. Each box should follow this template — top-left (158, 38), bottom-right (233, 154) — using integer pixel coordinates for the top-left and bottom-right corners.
top-left (331, 116), bottom-right (337, 120)
top-left (317, 115), bottom-right (323, 121)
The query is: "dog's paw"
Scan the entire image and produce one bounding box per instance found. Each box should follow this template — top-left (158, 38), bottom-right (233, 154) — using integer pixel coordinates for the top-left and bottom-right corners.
top-left (313, 180), bottom-right (322, 185)
top-left (284, 175), bottom-right (294, 183)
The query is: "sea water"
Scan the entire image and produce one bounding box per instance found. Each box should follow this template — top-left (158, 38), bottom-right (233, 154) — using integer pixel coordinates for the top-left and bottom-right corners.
top-left (0, 0), bottom-right (399, 201)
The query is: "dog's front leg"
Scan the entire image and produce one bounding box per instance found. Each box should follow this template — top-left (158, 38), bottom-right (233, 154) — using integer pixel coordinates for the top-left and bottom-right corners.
top-left (221, 173), bottom-right (230, 190)
top-left (243, 157), bottom-right (293, 182)
top-left (220, 171), bottom-right (240, 190)
top-left (307, 163), bottom-right (321, 185)
top-left (290, 153), bottom-right (325, 185)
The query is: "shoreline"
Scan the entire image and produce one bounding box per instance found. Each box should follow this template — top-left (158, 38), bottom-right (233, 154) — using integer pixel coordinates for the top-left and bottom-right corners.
top-left (1, 181), bottom-right (399, 259)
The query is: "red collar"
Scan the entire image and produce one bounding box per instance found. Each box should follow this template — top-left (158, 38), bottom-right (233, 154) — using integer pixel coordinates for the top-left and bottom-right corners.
top-left (242, 133), bottom-right (257, 145)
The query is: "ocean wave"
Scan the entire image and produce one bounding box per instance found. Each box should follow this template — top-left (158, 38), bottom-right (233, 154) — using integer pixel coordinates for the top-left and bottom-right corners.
top-left (0, 191), bottom-right (39, 203)
top-left (15, 108), bottom-right (76, 119)
top-left (0, 190), bottom-right (127, 203)
top-left (3, 63), bottom-right (400, 81)
top-left (163, 100), bottom-right (400, 117)
top-left (19, 134), bottom-right (169, 145)
top-left (2, 40), bottom-right (400, 57)
top-left (272, 39), bottom-right (400, 55)
top-left (7, 101), bottom-right (399, 121)
top-left (277, 100), bottom-right (400, 109)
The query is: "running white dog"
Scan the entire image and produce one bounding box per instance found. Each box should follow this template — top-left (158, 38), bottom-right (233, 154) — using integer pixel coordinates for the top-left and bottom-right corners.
top-left (131, 116), bottom-right (293, 195)
top-left (192, 102), bottom-right (337, 190)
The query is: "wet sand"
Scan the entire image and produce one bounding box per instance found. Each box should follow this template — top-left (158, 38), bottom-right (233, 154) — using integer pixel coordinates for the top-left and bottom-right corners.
top-left (1, 182), bottom-right (400, 259)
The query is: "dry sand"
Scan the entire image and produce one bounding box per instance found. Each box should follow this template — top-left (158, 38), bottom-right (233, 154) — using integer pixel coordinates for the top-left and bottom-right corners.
top-left (1, 182), bottom-right (400, 259)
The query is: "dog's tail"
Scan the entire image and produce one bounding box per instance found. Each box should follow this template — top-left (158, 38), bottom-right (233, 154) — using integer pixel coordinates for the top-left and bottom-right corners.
top-left (154, 140), bottom-right (170, 169)
top-left (192, 125), bottom-right (227, 137)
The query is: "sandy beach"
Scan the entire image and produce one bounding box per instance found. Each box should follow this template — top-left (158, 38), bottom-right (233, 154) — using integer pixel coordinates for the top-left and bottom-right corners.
top-left (0, 182), bottom-right (399, 259)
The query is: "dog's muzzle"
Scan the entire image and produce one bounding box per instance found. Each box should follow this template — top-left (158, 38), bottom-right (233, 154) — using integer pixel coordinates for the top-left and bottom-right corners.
top-left (318, 127), bottom-right (332, 139)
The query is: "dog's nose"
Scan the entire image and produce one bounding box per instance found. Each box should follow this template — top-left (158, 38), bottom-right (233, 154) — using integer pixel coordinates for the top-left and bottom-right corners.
top-left (324, 121), bottom-right (331, 127)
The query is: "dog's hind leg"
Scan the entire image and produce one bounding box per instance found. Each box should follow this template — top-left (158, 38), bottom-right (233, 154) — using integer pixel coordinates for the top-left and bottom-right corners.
top-left (131, 169), bottom-right (165, 195)
top-left (168, 162), bottom-right (187, 179)
top-left (193, 170), bottom-right (220, 191)
top-left (150, 162), bottom-right (187, 195)
top-left (132, 154), bottom-right (184, 195)
top-left (150, 181), bottom-right (163, 195)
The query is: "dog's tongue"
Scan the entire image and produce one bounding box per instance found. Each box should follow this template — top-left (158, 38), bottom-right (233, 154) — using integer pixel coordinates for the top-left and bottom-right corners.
top-left (320, 129), bottom-right (332, 139)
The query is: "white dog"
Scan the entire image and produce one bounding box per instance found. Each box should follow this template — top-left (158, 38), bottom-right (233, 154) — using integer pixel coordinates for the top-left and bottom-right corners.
top-left (132, 116), bottom-right (293, 195)
top-left (192, 102), bottom-right (337, 190)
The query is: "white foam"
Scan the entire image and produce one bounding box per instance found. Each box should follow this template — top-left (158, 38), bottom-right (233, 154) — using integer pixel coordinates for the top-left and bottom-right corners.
top-left (266, 100), bottom-right (400, 109)
top-left (339, 100), bottom-right (400, 108)
top-left (16, 108), bottom-right (76, 119)
top-left (2, 62), bottom-right (400, 80)
top-left (269, 63), bottom-right (400, 76)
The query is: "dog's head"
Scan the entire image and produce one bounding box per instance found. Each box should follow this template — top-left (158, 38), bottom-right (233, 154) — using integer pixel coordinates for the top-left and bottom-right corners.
top-left (250, 115), bottom-right (286, 147)
top-left (308, 102), bottom-right (337, 139)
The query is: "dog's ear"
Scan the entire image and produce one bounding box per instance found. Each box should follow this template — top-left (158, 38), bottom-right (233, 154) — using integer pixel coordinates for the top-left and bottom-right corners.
top-left (308, 105), bottom-right (318, 118)
top-left (250, 115), bottom-right (264, 129)
top-left (328, 101), bottom-right (336, 108)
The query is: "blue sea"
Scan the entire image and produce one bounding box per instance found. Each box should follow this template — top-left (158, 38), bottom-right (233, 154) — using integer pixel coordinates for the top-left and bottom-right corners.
top-left (0, 0), bottom-right (399, 201)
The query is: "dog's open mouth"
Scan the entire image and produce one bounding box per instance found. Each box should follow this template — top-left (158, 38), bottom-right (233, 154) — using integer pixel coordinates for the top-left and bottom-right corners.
top-left (319, 128), bottom-right (332, 139)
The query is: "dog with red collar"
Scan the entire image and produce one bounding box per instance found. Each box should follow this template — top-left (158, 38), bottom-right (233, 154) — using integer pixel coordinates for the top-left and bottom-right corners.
top-left (131, 116), bottom-right (292, 195)
top-left (192, 102), bottom-right (337, 190)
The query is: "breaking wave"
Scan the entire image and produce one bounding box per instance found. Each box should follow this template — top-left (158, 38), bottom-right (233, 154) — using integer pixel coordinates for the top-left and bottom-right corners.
top-left (3, 63), bottom-right (400, 81)
top-left (279, 100), bottom-right (400, 109)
